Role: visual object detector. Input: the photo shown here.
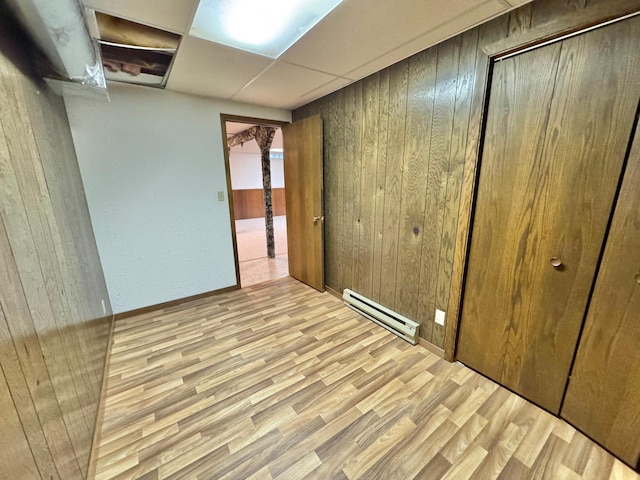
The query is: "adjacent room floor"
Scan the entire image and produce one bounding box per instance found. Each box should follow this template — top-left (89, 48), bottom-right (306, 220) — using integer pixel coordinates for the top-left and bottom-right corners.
top-left (93, 277), bottom-right (638, 479)
top-left (236, 215), bottom-right (288, 286)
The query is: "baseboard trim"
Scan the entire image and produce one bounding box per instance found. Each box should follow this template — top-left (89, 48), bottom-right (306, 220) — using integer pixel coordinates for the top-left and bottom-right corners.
top-left (325, 285), bottom-right (342, 300)
top-left (114, 285), bottom-right (240, 321)
top-left (87, 313), bottom-right (115, 479)
top-left (418, 337), bottom-right (445, 358)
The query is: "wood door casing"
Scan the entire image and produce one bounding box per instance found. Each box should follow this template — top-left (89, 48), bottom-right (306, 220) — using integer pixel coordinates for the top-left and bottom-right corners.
top-left (457, 17), bottom-right (640, 413)
top-left (282, 116), bottom-right (324, 291)
top-left (561, 117), bottom-right (640, 471)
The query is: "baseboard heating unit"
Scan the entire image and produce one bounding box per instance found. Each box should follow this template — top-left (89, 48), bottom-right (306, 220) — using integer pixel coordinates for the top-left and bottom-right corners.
top-left (342, 289), bottom-right (420, 344)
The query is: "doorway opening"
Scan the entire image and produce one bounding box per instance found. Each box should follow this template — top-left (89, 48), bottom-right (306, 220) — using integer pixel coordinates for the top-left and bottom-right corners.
top-left (224, 118), bottom-right (289, 287)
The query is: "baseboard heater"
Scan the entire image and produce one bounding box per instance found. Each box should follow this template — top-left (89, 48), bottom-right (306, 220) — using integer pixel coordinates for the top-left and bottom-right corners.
top-left (343, 289), bottom-right (420, 345)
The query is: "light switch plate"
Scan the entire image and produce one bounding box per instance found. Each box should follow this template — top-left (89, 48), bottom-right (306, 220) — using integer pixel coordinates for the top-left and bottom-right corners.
top-left (435, 309), bottom-right (446, 326)
top-left (217, 191), bottom-right (224, 201)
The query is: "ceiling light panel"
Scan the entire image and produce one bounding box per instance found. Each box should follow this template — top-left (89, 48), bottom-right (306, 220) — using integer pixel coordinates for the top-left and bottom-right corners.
top-left (190, 0), bottom-right (343, 58)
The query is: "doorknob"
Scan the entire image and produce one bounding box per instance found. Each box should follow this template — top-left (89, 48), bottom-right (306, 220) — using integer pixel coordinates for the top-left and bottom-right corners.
top-left (550, 257), bottom-right (562, 268)
top-left (313, 215), bottom-right (324, 223)
top-left (635, 273), bottom-right (640, 285)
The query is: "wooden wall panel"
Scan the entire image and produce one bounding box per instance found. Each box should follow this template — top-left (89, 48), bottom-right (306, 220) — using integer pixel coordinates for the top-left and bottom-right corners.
top-left (395, 47), bottom-right (437, 321)
top-left (379, 62), bottom-right (409, 309)
top-left (292, 0), bottom-right (632, 348)
top-left (232, 188), bottom-right (286, 219)
top-left (370, 69), bottom-right (390, 302)
top-left (416, 37), bottom-right (459, 343)
top-left (0, 14), bottom-right (112, 480)
top-left (356, 73), bottom-right (380, 299)
top-left (323, 91), bottom-right (344, 291)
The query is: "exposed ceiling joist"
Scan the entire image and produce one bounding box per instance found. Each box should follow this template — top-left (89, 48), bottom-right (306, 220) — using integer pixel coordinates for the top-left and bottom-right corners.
top-left (228, 125), bottom-right (276, 150)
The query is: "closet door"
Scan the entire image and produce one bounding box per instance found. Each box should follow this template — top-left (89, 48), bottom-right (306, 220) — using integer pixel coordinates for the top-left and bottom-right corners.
top-left (456, 17), bottom-right (640, 413)
top-left (561, 121), bottom-right (640, 470)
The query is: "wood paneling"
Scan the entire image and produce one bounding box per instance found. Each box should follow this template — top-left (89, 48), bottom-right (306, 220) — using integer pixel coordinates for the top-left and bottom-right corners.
top-left (0, 14), bottom-right (112, 480)
top-left (283, 115), bottom-right (324, 291)
top-left (457, 16), bottom-right (640, 413)
top-left (292, 0), bottom-right (639, 349)
top-left (562, 118), bottom-right (640, 470)
top-left (232, 188), bottom-right (286, 220)
top-left (93, 277), bottom-right (640, 479)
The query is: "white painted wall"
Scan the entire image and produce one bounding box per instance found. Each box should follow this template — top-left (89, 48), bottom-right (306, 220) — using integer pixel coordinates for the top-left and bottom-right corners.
top-left (65, 82), bottom-right (291, 314)
top-left (229, 150), bottom-right (285, 190)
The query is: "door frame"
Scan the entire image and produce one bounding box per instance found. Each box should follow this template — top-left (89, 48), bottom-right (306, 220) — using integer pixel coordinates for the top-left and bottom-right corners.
top-left (443, 1), bottom-right (640, 361)
top-left (219, 114), bottom-right (290, 287)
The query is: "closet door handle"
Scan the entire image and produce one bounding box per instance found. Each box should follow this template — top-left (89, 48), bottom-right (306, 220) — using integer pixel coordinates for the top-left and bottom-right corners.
top-left (550, 257), bottom-right (562, 268)
top-left (635, 273), bottom-right (640, 285)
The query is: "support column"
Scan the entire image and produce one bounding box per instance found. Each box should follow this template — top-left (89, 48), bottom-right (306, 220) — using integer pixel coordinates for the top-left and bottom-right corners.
top-left (254, 127), bottom-right (277, 258)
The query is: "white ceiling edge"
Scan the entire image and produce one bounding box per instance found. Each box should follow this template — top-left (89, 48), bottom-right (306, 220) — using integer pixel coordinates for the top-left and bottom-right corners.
top-left (284, 1), bottom-right (532, 110)
top-left (80, 0), bottom-right (537, 112)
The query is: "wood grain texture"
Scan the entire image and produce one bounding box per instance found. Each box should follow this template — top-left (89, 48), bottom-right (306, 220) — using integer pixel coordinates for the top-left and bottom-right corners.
top-left (323, 89), bottom-right (344, 291)
top-left (292, 0), bottom-right (632, 350)
top-left (0, 14), bottom-right (112, 479)
top-left (484, 0), bottom-right (640, 57)
top-left (416, 36), bottom-right (460, 344)
top-left (443, 15), bottom-right (509, 361)
top-left (283, 116), bottom-right (324, 291)
top-left (92, 277), bottom-right (640, 479)
top-left (458, 16), bottom-right (640, 413)
top-left (350, 82), bottom-right (364, 294)
top-left (356, 73), bottom-right (380, 299)
top-left (394, 46), bottom-right (437, 320)
top-left (561, 115), bottom-right (640, 470)
top-left (378, 61), bottom-right (408, 309)
top-left (341, 84), bottom-right (357, 293)
top-left (95, 12), bottom-right (180, 49)
top-left (432, 28), bottom-right (478, 348)
top-left (232, 188), bottom-right (286, 220)
top-left (371, 69), bottom-right (390, 302)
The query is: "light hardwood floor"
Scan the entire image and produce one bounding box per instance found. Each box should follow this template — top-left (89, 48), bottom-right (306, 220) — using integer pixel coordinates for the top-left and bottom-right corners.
top-left (94, 277), bottom-right (639, 479)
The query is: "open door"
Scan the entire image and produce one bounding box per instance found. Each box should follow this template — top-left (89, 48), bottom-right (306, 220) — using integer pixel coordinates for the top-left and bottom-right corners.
top-left (282, 115), bottom-right (324, 291)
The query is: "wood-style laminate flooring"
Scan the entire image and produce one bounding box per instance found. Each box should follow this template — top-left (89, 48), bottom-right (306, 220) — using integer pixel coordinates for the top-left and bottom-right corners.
top-left (94, 277), bottom-right (639, 480)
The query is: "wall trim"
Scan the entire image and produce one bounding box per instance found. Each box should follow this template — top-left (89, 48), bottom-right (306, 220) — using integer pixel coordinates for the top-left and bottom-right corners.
top-left (114, 285), bottom-right (240, 320)
top-left (418, 338), bottom-right (445, 358)
top-left (325, 285), bottom-right (342, 300)
top-left (443, 0), bottom-right (640, 362)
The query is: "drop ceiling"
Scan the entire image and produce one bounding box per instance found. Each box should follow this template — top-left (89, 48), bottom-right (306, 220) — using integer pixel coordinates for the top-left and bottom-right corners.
top-left (82, 0), bottom-right (531, 110)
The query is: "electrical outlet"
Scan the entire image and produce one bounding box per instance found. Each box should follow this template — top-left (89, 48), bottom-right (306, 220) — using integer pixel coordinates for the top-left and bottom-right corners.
top-left (101, 299), bottom-right (106, 315)
top-left (217, 191), bottom-right (224, 202)
top-left (435, 309), bottom-right (446, 326)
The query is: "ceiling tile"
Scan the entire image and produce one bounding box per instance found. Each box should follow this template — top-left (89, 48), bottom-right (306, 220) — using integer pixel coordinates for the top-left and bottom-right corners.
top-left (280, 0), bottom-right (497, 77)
top-left (231, 62), bottom-right (339, 110)
top-left (166, 36), bottom-right (273, 100)
top-left (295, 77), bottom-right (352, 109)
top-left (345, 0), bottom-right (507, 80)
top-left (83, 0), bottom-right (198, 33)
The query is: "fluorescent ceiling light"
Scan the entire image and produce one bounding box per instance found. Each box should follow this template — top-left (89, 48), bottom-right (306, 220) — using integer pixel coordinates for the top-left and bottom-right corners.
top-left (190, 0), bottom-right (343, 58)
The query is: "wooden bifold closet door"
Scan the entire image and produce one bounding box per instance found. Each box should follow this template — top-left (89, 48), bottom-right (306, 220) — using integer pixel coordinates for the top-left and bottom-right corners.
top-left (456, 16), bottom-right (640, 414)
top-left (561, 120), bottom-right (640, 470)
